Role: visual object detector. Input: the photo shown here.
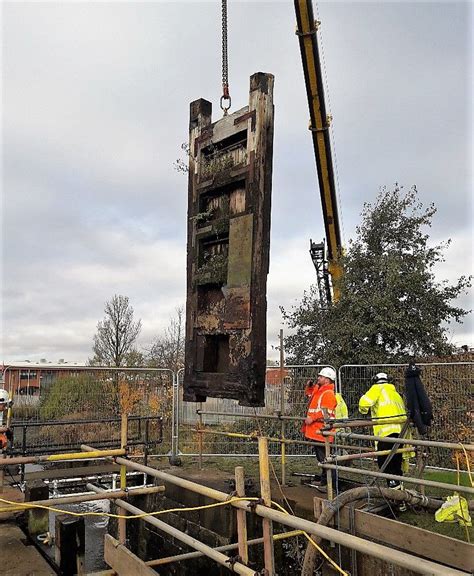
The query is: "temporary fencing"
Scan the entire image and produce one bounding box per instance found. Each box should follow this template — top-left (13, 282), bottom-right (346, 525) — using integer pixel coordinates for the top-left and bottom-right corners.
top-left (4, 367), bottom-right (172, 456)
top-left (3, 361), bottom-right (472, 470)
top-left (174, 362), bottom-right (473, 471)
top-left (176, 365), bottom-right (329, 457)
top-left (338, 363), bottom-right (473, 468)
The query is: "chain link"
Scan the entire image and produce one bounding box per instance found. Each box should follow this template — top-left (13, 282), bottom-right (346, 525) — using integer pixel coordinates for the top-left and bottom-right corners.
top-left (220, 0), bottom-right (231, 114)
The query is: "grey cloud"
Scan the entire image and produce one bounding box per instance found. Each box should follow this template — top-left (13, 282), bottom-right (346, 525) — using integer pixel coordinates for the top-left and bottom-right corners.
top-left (2, 1), bottom-right (472, 362)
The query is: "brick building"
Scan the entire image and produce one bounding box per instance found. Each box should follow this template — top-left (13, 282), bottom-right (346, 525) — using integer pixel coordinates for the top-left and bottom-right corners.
top-left (0, 362), bottom-right (85, 395)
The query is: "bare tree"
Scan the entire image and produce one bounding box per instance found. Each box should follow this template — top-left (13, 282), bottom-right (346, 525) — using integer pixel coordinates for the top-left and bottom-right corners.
top-left (91, 295), bottom-right (142, 367)
top-left (147, 306), bottom-right (185, 373)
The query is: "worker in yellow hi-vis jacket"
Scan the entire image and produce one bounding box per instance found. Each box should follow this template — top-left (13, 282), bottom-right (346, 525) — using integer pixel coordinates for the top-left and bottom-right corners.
top-left (359, 373), bottom-right (407, 489)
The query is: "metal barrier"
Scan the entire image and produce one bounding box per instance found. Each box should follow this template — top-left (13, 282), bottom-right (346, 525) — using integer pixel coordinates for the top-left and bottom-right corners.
top-left (8, 415), bottom-right (163, 486)
top-left (175, 362), bottom-right (473, 470)
top-left (9, 415), bottom-right (163, 455)
top-left (176, 365), bottom-right (329, 457)
top-left (338, 363), bottom-right (473, 468)
top-left (4, 362), bottom-right (472, 469)
top-left (4, 367), bottom-right (173, 457)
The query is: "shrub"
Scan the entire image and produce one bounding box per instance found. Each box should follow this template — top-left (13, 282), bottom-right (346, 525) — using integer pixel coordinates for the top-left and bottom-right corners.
top-left (39, 373), bottom-right (117, 421)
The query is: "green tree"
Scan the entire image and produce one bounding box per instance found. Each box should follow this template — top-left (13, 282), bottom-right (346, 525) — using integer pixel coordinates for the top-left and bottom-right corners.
top-left (122, 348), bottom-right (146, 367)
top-left (282, 185), bottom-right (471, 366)
top-left (39, 373), bottom-right (114, 420)
top-left (90, 294), bottom-right (142, 367)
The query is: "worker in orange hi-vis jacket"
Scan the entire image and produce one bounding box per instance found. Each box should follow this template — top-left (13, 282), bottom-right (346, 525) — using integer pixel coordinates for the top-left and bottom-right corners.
top-left (0, 388), bottom-right (13, 451)
top-left (301, 367), bottom-right (337, 493)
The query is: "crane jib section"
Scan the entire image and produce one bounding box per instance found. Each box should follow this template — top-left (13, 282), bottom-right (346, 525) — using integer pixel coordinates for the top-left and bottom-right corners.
top-left (294, 0), bottom-right (343, 293)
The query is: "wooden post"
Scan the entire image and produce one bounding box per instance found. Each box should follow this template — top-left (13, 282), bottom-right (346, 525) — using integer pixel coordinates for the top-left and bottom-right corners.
top-left (0, 454), bottom-right (4, 494)
top-left (199, 402), bottom-right (203, 470)
top-left (104, 535), bottom-right (156, 576)
top-left (118, 412), bottom-right (128, 545)
top-left (25, 480), bottom-right (49, 537)
top-left (279, 329), bottom-right (286, 486)
top-left (322, 408), bottom-right (333, 500)
top-left (235, 466), bottom-right (249, 565)
top-left (313, 496), bottom-right (323, 522)
top-left (415, 447), bottom-right (426, 496)
top-left (55, 514), bottom-right (85, 575)
top-left (258, 437), bottom-right (275, 575)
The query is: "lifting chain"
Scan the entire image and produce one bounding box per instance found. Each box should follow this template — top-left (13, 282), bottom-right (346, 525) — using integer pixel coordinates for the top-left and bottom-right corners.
top-left (220, 0), bottom-right (231, 115)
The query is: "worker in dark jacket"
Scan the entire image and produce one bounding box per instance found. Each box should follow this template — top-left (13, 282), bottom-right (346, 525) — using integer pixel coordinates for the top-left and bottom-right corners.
top-left (405, 364), bottom-right (433, 435)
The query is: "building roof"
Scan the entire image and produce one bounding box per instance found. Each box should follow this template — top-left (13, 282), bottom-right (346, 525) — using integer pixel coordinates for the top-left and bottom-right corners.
top-left (1, 362), bottom-right (87, 370)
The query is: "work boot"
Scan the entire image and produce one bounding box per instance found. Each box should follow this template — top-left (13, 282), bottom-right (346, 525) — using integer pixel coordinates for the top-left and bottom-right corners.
top-left (397, 482), bottom-right (407, 512)
top-left (308, 477), bottom-right (323, 487)
top-left (388, 481), bottom-right (407, 512)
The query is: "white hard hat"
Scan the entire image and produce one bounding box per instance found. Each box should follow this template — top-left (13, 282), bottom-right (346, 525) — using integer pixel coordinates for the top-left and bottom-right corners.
top-left (0, 389), bottom-right (8, 403)
top-left (374, 372), bottom-right (388, 383)
top-left (318, 367), bottom-right (336, 381)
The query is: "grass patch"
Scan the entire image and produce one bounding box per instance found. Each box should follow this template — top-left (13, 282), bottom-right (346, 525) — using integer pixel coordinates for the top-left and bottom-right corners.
top-left (423, 468), bottom-right (471, 488)
top-left (401, 508), bottom-right (473, 542)
top-left (402, 467), bottom-right (473, 541)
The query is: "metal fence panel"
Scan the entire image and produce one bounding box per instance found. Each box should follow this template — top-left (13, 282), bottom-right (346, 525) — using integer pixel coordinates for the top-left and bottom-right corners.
top-left (177, 365), bottom-right (329, 456)
top-left (176, 362), bottom-right (473, 470)
top-left (5, 367), bottom-right (173, 455)
top-left (6, 362), bottom-right (471, 470)
top-left (338, 363), bottom-right (474, 468)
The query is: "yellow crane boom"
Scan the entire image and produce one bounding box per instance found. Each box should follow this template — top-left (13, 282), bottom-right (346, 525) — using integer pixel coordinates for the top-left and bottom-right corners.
top-left (294, 0), bottom-right (343, 302)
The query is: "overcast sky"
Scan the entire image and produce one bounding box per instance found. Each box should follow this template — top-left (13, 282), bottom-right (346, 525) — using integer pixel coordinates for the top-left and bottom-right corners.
top-left (1, 1), bottom-right (472, 364)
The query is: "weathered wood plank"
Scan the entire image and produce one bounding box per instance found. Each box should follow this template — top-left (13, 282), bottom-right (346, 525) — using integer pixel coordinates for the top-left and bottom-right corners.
top-left (354, 508), bottom-right (473, 573)
top-left (313, 496), bottom-right (473, 572)
top-left (104, 535), bottom-right (156, 576)
top-left (211, 105), bottom-right (248, 141)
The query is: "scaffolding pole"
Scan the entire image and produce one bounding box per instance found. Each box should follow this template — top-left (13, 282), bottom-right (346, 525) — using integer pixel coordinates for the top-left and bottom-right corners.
top-left (0, 485), bottom-right (165, 513)
top-left (0, 448), bottom-right (127, 467)
top-left (323, 430), bottom-right (474, 451)
top-left (81, 445), bottom-right (471, 576)
top-left (321, 463), bottom-right (474, 496)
